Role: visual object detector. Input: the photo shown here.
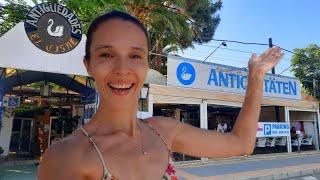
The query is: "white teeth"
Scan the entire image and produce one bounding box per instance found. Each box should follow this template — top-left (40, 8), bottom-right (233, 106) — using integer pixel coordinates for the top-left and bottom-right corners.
top-left (109, 83), bottom-right (133, 89)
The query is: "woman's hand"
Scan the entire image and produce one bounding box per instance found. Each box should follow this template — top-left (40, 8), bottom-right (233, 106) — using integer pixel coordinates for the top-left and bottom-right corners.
top-left (248, 47), bottom-right (284, 77)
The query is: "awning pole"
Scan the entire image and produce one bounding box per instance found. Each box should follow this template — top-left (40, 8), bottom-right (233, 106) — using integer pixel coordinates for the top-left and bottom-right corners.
top-left (317, 108), bottom-right (320, 150)
top-left (48, 117), bottom-right (52, 147)
top-left (285, 106), bottom-right (292, 153)
top-left (200, 99), bottom-right (208, 161)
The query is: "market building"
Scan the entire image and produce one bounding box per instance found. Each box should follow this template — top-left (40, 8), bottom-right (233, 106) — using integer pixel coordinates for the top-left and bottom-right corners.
top-left (0, 3), bottom-right (96, 158)
top-left (145, 56), bottom-right (320, 161)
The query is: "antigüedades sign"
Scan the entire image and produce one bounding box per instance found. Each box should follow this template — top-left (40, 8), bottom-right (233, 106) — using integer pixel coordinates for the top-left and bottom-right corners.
top-left (24, 3), bottom-right (82, 54)
top-left (167, 56), bottom-right (301, 100)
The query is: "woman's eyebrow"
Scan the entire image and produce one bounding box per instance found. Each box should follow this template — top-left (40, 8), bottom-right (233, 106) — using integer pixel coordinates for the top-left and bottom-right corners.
top-left (131, 46), bottom-right (147, 53)
top-left (94, 44), bottom-right (147, 53)
top-left (94, 44), bottom-right (112, 51)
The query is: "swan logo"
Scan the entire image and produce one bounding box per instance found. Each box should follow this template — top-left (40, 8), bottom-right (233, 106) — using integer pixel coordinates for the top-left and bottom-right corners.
top-left (24, 3), bottom-right (82, 54)
top-left (47, 19), bottom-right (64, 37)
top-left (176, 62), bottom-right (196, 85)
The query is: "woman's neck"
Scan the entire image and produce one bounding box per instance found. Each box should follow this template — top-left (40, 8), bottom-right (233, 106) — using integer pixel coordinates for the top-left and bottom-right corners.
top-left (85, 101), bottom-right (139, 137)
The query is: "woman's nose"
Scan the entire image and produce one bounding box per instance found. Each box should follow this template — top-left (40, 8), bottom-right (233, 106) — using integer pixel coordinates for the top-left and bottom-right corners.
top-left (113, 57), bottom-right (130, 76)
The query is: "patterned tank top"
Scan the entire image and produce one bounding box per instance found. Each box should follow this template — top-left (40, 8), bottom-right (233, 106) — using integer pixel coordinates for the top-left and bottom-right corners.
top-left (80, 120), bottom-right (178, 180)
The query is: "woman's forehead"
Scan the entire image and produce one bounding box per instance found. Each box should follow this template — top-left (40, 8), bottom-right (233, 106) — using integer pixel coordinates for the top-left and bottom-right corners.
top-left (91, 19), bottom-right (148, 51)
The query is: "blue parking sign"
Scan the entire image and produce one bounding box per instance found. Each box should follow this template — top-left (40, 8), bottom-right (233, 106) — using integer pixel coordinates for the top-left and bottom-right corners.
top-left (264, 124), bottom-right (272, 135)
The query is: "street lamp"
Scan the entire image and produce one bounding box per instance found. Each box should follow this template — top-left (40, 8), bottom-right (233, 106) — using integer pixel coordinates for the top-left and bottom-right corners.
top-left (203, 41), bottom-right (227, 63)
top-left (140, 85), bottom-right (149, 99)
top-left (139, 85), bottom-right (149, 112)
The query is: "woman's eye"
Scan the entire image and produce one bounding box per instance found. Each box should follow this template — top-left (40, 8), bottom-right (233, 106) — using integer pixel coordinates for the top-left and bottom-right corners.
top-left (99, 53), bottom-right (113, 59)
top-left (131, 55), bottom-right (142, 59)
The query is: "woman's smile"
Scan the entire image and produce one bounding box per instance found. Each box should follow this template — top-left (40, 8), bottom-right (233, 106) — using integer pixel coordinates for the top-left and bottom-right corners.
top-left (107, 82), bottom-right (135, 96)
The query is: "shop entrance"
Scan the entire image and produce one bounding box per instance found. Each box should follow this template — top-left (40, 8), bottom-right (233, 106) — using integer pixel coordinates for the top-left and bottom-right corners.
top-left (254, 106), bottom-right (288, 154)
top-left (1, 69), bottom-right (95, 159)
top-left (289, 110), bottom-right (319, 152)
top-left (10, 118), bottom-right (34, 153)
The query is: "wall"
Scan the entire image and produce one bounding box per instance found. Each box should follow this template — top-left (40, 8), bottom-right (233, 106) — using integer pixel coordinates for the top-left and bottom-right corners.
top-left (0, 108), bottom-right (14, 156)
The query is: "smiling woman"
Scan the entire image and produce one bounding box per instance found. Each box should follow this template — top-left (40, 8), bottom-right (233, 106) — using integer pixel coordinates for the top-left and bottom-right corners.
top-left (37, 10), bottom-right (283, 180)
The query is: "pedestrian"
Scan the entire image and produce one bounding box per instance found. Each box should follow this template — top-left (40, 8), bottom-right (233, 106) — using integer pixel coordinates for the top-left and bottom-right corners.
top-left (217, 120), bottom-right (228, 133)
top-left (38, 10), bottom-right (283, 180)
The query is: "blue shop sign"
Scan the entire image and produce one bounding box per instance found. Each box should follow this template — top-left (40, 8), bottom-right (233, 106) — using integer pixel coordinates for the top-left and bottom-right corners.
top-left (167, 56), bottom-right (301, 100)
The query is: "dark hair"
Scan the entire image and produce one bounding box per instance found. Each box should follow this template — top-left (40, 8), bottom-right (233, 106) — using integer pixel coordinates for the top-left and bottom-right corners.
top-left (84, 10), bottom-right (149, 60)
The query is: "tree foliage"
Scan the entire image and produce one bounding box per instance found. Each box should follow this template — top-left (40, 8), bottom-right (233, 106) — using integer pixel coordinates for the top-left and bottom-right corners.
top-left (291, 44), bottom-right (320, 99)
top-left (0, 0), bottom-right (30, 35)
top-left (0, 0), bottom-right (222, 73)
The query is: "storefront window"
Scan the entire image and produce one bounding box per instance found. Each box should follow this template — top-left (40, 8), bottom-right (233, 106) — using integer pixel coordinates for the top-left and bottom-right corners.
top-left (207, 105), bottom-right (240, 132)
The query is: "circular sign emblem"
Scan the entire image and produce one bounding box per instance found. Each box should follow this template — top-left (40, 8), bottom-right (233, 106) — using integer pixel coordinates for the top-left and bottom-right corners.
top-left (24, 3), bottom-right (82, 54)
top-left (176, 62), bottom-right (196, 85)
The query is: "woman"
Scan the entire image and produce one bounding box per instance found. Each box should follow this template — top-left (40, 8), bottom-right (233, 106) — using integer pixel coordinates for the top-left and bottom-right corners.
top-left (38, 11), bottom-right (283, 180)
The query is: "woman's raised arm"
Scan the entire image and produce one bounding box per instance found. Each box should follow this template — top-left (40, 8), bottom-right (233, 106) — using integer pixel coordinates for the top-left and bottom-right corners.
top-left (168, 47), bottom-right (283, 158)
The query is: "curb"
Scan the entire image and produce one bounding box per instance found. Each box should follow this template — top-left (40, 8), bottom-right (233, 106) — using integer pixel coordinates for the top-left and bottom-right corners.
top-left (175, 150), bottom-right (320, 169)
top-left (242, 167), bottom-right (320, 180)
top-left (177, 163), bottom-right (320, 180)
top-left (0, 159), bottom-right (39, 167)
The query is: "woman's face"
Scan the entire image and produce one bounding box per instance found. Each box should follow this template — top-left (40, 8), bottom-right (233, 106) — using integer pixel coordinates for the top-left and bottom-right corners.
top-left (85, 19), bottom-right (149, 110)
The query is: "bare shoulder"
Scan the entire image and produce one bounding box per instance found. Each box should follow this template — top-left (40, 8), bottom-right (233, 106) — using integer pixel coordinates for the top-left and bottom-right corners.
top-left (146, 116), bottom-right (180, 128)
top-left (145, 116), bottom-right (182, 149)
top-left (38, 129), bottom-right (86, 180)
top-left (146, 116), bottom-right (181, 131)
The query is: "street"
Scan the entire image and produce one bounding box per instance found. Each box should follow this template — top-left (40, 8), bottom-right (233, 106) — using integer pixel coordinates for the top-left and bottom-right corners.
top-left (176, 152), bottom-right (320, 179)
top-left (1, 152), bottom-right (320, 179)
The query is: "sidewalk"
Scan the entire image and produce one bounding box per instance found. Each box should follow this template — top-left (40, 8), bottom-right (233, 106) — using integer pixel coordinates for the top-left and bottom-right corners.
top-left (1, 151), bottom-right (320, 179)
top-left (0, 159), bottom-right (38, 167)
top-left (176, 151), bottom-right (320, 180)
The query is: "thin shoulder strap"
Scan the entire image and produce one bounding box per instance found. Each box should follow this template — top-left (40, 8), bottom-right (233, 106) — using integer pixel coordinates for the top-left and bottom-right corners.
top-left (80, 127), bottom-right (112, 180)
top-left (141, 120), bottom-right (172, 154)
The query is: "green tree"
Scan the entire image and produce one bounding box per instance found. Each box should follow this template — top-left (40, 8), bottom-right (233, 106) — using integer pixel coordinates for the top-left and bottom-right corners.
top-left (0, 0), bottom-right (222, 73)
top-left (0, 0), bottom-right (30, 35)
top-left (291, 44), bottom-right (320, 99)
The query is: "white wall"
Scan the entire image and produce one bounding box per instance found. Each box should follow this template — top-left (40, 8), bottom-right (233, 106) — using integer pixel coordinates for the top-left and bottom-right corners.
top-left (304, 122), bottom-right (316, 145)
top-left (0, 108), bottom-right (14, 156)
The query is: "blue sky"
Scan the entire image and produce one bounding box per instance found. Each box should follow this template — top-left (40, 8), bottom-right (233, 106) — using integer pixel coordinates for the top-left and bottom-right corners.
top-left (177, 0), bottom-right (320, 77)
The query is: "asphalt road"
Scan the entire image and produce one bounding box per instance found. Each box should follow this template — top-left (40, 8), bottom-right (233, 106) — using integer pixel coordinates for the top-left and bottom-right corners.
top-left (181, 154), bottom-right (320, 177)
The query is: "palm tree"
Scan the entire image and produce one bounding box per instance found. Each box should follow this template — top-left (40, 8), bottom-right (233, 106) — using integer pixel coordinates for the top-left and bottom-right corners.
top-left (1, 0), bottom-right (222, 73)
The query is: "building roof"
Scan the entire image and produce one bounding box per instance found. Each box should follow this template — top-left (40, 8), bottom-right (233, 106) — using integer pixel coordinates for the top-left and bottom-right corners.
top-left (145, 69), bottom-right (166, 85)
